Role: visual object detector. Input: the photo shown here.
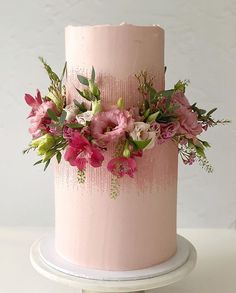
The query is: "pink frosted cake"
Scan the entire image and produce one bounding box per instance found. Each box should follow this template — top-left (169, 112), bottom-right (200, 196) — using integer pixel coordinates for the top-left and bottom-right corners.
top-left (24, 23), bottom-right (226, 274)
top-left (54, 23), bottom-right (178, 271)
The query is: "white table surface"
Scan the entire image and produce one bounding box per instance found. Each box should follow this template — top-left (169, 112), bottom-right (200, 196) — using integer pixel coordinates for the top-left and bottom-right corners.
top-left (0, 228), bottom-right (235, 293)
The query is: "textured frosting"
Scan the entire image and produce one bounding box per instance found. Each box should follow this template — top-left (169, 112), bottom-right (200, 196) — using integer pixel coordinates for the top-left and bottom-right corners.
top-left (54, 23), bottom-right (178, 271)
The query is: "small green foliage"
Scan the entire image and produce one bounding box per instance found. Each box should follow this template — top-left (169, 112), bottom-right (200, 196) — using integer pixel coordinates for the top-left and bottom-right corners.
top-left (174, 80), bottom-right (189, 93)
top-left (91, 66), bottom-right (95, 82)
top-left (133, 139), bottom-right (151, 151)
top-left (44, 159), bottom-right (51, 171)
top-left (76, 67), bottom-right (101, 102)
top-left (59, 110), bottom-right (67, 124)
top-left (39, 57), bottom-right (66, 111)
top-left (73, 99), bottom-right (87, 112)
top-left (77, 74), bottom-right (89, 86)
top-left (67, 123), bottom-right (84, 129)
top-left (56, 152), bottom-right (62, 164)
top-left (47, 109), bottom-right (58, 121)
top-left (191, 103), bottom-right (231, 127)
top-left (33, 159), bottom-right (43, 166)
top-left (196, 155), bottom-right (213, 173)
top-left (39, 57), bottom-right (60, 83)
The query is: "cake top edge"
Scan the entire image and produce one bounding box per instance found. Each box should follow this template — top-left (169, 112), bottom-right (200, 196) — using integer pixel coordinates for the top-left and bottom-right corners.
top-left (65, 22), bottom-right (164, 32)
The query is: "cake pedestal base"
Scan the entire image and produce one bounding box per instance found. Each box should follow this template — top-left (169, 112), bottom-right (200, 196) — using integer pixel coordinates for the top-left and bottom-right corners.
top-left (30, 234), bottom-right (197, 293)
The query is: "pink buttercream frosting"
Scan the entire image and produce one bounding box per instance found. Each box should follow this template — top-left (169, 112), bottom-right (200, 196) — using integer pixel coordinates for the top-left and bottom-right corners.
top-left (54, 23), bottom-right (178, 271)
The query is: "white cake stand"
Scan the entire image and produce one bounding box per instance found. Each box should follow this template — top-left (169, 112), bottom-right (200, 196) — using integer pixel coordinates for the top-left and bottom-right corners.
top-left (30, 234), bottom-right (197, 293)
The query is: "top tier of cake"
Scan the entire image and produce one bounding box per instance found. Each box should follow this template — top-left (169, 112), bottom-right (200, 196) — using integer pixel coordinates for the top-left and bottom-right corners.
top-left (65, 23), bottom-right (165, 106)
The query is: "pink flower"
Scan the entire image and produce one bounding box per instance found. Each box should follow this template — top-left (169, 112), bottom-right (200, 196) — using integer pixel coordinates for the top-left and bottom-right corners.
top-left (177, 107), bottom-right (202, 138)
top-left (183, 152), bottom-right (196, 165)
top-left (172, 91), bottom-right (190, 108)
top-left (25, 89), bottom-right (43, 118)
top-left (90, 108), bottom-right (134, 144)
top-left (171, 91), bottom-right (202, 139)
top-left (64, 131), bottom-right (104, 170)
top-left (107, 157), bottom-right (137, 178)
top-left (129, 106), bottom-right (143, 121)
top-left (158, 122), bottom-right (180, 144)
top-left (25, 90), bottom-right (56, 138)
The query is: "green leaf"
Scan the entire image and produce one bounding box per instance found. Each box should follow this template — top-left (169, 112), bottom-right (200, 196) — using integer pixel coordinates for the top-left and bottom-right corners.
top-left (76, 88), bottom-right (92, 101)
top-left (73, 100), bottom-right (87, 112)
top-left (56, 152), bottom-right (62, 164)
top-left (91, 66), bottom-right (95, 82)
top-left (144, 108), bottom-right (150, 119)
top-left (60, 61), bottom-right (67, 81)
top-left (39, 57), bottom-right (60, 83)
top-left (133, 139), bottom-right (151, 150)
top-left (47, 92), bottom-right (63, 110)
top-left (195, 146), bottom-right (205, 157)
top-left (47, 109), bottom-right (58, 121)
top-left (157, 89), bottom-right (174, 99)
top-left (67, 123), bottom-right (84, 129)
top-left (59, 110), bottom-right (67, 124)
top-left (44, 159), bottom-right (51, 171)
top-left (73, 99), bottom-right (81, 107)
top-left (77, 74), bottom-right (89, 86)
top-left (198, 108), bottom-right (207, 115)
top-left (144, 99), bottom-right (149, 110)
top-left (202, 140), bottom-right (211, 148)
top-left (207, 107), bottom-right (217, 117)
top-left (33, 159), bottom-right (43, 166)
top-left (149, 87), bottom-right (158, 104)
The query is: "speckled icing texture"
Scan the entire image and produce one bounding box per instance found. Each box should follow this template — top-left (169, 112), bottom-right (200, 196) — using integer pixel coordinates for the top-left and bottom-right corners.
top-left (54, 24), bottom-right (178, 271)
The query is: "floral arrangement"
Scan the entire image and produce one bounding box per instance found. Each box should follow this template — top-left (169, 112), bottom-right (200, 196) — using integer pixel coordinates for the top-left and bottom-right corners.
top-left (23, 59), bottom-right (229, 197)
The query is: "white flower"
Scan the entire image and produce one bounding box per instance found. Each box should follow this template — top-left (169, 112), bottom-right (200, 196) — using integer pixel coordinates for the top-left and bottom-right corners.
top-left (64, 104), bottom-right (78, 122)
top-left (76, 111), bottom-right (93, 126)
top-left (129, 122), bottom-right (157, 150)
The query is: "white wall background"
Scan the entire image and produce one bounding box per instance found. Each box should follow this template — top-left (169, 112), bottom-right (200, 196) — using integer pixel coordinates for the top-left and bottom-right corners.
top-left (0, 0), bottom-right (235, 227)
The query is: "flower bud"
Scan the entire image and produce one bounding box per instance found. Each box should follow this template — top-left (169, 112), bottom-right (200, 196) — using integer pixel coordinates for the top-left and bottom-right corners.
top-left (83, 89), bottom-right (92, 100)
top-left (117, 97), bottom-right (125, 109)
top-left (88, 80), bottom-right (100, 97)
top-left (31, 137), bottom-right (43, 148)
top-left (92, 99), bottom-right (102, 114)
top-left (144, 108), bottom-right (150, 119)
top-left (147, 111), bottom-right (160, 123)
top-left (123, 148), bottom-right (131, 158)
top-left (34, 134), bottom-right (55, 156)
top-left (42, 150), bottom-right (55, 162)
top-left (123, 142), bottom-right (131, 158)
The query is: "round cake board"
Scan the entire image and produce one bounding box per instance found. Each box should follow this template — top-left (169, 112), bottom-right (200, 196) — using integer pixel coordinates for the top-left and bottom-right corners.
top-left (30, 234), bottom-right (197, 293)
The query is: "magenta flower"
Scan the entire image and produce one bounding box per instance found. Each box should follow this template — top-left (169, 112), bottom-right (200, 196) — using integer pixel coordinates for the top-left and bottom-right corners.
top-left (158, 122), bottom-right (180, 144)
top-left (25, 90), bottom-right (56, 138)
top-left (25, 89), bottom-right (43, 118)
top-left (90, 108), bottom-right (134, 144)
top-left (107, 157), bottom-right (137, 178)
top-left (64, 131), bottom-right (104, 170)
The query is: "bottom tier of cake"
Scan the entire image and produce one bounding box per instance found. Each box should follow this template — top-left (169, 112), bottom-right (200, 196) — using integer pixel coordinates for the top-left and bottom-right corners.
top-left (54, 141), bottom-right (178, 271)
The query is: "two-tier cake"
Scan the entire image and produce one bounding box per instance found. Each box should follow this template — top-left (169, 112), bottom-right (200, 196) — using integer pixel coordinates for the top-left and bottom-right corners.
top-left (54, 23), bottom-right (178, 271)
